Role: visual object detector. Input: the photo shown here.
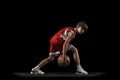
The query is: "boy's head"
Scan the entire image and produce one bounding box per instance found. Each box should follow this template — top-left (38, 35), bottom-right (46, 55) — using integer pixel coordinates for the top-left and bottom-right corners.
top-left (76, 21), bottom-right (88, 34)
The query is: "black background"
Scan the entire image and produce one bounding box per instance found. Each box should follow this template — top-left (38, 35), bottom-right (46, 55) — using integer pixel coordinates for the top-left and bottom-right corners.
top-left (3, 1), bottom-right (119, 79)
top-left (9, 14), bottom-right (111, 72)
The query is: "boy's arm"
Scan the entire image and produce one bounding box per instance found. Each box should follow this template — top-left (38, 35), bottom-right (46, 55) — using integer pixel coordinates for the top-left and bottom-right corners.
top-left (62, 31), bottom-right (74, 61)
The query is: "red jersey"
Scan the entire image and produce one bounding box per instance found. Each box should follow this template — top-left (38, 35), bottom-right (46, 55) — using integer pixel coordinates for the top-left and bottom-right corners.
top-left (50, 27), bottom-right (75, 43)
top-left (49, 27), bottom-right (75, 53)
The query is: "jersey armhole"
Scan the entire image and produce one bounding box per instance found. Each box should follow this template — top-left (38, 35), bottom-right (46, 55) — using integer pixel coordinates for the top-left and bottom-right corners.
top-left (67, 30), bottom-right (74, 35)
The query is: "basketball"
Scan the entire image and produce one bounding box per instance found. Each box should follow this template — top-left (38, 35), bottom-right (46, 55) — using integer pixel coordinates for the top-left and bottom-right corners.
top-left (57, 54), bottom-right (70, 67)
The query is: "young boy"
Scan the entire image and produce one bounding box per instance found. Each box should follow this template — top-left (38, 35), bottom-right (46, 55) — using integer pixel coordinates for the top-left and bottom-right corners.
top-left (31, 21), bottom-right (88, 75)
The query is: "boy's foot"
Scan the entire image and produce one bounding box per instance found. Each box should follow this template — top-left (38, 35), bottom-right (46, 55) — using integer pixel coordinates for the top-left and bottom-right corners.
top-left (30, 68), bottom-right (44, 75)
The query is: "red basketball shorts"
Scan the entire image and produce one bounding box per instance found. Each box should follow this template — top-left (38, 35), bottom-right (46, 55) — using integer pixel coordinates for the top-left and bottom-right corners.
top-left (49, 38), bottom-right (73, 56)
top-left (50, 38), bottom-right (64, 53)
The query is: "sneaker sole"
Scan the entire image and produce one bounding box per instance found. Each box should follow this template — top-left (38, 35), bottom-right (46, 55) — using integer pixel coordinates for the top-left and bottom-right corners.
top-left (76, 72), bottom-right (88, 75)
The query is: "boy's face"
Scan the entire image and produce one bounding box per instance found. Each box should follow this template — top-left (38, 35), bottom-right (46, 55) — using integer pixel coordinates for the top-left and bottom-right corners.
top-left (77, 26), bottom-right (85, 34)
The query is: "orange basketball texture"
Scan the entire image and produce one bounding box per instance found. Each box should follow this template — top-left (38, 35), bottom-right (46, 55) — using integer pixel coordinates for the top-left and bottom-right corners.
top-left (57, 54), bottom-right (70, 67)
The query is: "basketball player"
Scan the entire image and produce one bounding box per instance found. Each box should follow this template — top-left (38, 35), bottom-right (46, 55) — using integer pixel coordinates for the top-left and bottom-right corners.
top-left (31, 21), bottom-right (88, 75)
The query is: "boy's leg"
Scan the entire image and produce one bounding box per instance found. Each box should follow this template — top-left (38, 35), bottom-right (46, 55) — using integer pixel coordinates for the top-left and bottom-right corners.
top-left (31, 51), bottom-right (60, 74)
top-left (31, 55), bottom-right (55, 74)
top-left (70, 45), bottom-right (88, 74)
top-left (31, 42), bottom-right (61, 74)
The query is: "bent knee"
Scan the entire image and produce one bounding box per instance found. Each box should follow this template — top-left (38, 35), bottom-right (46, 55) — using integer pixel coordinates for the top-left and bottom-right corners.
top-left (71, 46), bottom-right (78, 52)
top-left (50, 56), bottom-right (55, 61)
top-left (47, 56), bottom-right (55, 62)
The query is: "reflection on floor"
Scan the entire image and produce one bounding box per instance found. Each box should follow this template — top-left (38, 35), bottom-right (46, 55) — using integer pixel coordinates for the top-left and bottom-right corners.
top-left (11, 72), bottom-right (108, 80)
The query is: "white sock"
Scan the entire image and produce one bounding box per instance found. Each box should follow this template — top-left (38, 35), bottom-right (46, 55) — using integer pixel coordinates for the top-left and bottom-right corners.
top-left (77, 64), bottom-right (88, 74)
top-left (77, 64), bottom-right (82, 69)
top-left (34, 66), bottom-right (40, 70)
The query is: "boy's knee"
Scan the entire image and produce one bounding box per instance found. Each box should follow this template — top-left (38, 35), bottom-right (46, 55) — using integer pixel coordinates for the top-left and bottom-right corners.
top-left (50, 56), bottom-right (54, 61)
top-left (71, 47), bottom-right (78, 52)
top-left (47, 56), bottom-right (55, 62)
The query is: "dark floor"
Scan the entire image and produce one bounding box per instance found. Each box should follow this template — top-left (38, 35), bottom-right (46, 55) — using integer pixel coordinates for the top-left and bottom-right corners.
top-left (11, 72), bottom-right (108, 80)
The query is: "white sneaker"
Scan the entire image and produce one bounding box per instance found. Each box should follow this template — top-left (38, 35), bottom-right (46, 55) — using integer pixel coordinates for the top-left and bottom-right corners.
top-left (30, 68), bottom-right (44, 75)
top-left (76, 67), bottom-right (88, 75)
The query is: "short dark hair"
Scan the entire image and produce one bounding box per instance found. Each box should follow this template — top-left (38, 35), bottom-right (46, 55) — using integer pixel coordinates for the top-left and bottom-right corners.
top-left (76, 21), bottom-right (88, 31)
